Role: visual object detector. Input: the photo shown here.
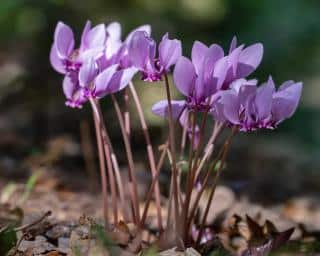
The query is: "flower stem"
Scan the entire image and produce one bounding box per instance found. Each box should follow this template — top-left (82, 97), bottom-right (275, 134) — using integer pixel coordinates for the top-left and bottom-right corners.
top-left (183, 109), bottom-right (209, 242)
top-left (90, 99), bottom-right (109, 228)
top-left (91, 99), bottom-right (120, 224)
top-left (140, 140), bottom-right (168, 228)
top-left (129, 82), bottom-right (163, 231)
top-left (164, 74), bottom-right (180, 233)
top-left (123, 87), bottom-right (131, 137)
top-left (111, 94), bottom-right (140, 225)
top-left (195, 128), bottom-right (237, 246)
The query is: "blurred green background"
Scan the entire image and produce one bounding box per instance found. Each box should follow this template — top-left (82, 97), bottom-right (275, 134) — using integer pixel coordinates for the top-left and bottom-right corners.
top-left (0, 0), bottom-right (319, 199)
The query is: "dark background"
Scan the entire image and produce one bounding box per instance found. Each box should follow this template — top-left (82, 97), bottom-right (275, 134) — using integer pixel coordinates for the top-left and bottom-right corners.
top-left (0, 0), bottom-right (319, 202)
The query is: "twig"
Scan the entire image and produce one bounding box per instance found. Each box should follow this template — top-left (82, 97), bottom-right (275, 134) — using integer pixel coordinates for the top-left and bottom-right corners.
top-left (129, 82), bottom-right (163, 231)
top-left (14, 211), bottom-right (51, 232)
top-left (10, 233), bottom-right (27, 256)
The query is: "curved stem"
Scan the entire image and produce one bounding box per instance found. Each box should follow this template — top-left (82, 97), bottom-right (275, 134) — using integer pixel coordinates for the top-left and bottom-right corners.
top-left (129, 82), bottom-right (163, 231)
top-left (164, 74), bottom-right (180, 233)
top-left (111, 94), bottom-right (140, 225)
top-left (195, 128), bottom-right (237, 246)
top-left (140, 141), bottom-right (168, 227)
top-left (90, 100), bottom-right (109, 227)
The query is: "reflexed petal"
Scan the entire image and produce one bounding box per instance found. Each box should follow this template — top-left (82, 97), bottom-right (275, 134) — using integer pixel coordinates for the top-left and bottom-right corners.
top-left (229, 78), bottom-right (257, 93)
top-left (159, 33), bottom-right (182, 71)
top-left (221, 91), bottom-right (240, 124)
top-left (50, 44), bottom-right (65, 74)
top-left (80, 20), bottom-right (92, 51)
top-left (79, 47), bottom-right (104, 61)
top-left (203, 44), bottom-right (224, 81)
top-left (106, 22), bottom-right (122, 42)
top-left (128, 31), bottom-right (154, 69)
top-left (237, 79), bottom-right (258, 104)
top-left (229, 36), bottom-right (238, 53)
top-left (200, 47), bottom-right (225, 98)
top-left (272, 81), bottom-right (302, 122)
top-left (225, 45), bottom-right (244, 82)
top-left (125, 24), bottom-right (151, 43)
top-left (79, 58), bottom-right (98, 87)
top-left (105, 40), bottom-right (123, 60)
top-left (255, 77), bottom-right (275, 119)
top-left (152, 100), bottom-right (186, 119)
top-left (105, 67), bottom-right (138, 95)
top-left (207, 44), bottom-right (224, 64)
top-left (94, 64), bottom-right (118, 96)
top-left (237, 43), bottom-right (263, 78)
top-left (212, 56), bottom-right (228, 90)
top-left (85, 24), bottom-right (106, 49)
top-left (54, 22), bottom-right (74, 58)
top-left (173, 57), bottom-right (196, 96)
top-left (63, 75), bottom-right (76, 99)
top-left (278, 80), bottom-right (295, 91)
top-left (191, 41), bottom-right (208, 75)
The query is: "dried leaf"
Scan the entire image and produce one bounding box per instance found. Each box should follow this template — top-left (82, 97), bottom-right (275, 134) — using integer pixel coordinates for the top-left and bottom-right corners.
top-left (271, 227), bottom-right (294, 250)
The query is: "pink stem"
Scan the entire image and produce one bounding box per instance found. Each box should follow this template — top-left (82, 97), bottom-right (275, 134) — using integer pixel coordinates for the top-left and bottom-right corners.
top-left (90, 100), bottom-right (109, 228)
top-left (129, 82), bottom-right (163, 230)
top-left (164, 74), bottom-right (180, 232)
top-left (111, 94), bottom-right (140, 225)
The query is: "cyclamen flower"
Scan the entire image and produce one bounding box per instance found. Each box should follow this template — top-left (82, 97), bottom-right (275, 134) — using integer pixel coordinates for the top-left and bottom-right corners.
top-left (98, 22), bottom-right (151, 69)
top-left (50, 21), bottom-right (151, 108)
top-left (152, 38), bottom-right (262, 144)
top-left (223, 37), bottom-right (264, 88)
top-left (63, 58), bottom-right (136, 108)
top-left (128, 31), bottom-right (182, 81)
top-left (152, 40), bottom-right (230, 136)
top-left (212, 77), bottom-right (303, 131)
top-left (152, 40), bottom-right (228, 143)
top-left (50, 21), bottom-right (106, 74)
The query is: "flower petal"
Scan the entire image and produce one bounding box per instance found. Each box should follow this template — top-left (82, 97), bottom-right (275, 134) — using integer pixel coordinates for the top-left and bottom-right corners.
top-left (80, 20), bottom-right (92, 51)
top-left (79, 58), bottom-right (98, 87)
top-left (272, 81), bottom-right (302, 122)
top-left (54, 21), bottom-right (74, 58)
top-left (94, 64), bottom-right (118, 96)
top-left (152, 100), bottom-right (186, 119)
top-left (159, 33), bottom-right (182, 71)
top-left (105, 67), bottom-right (138, 95)
top-left (85, 24), bottom-right (106, 49)
top-left (106, 22), bottom-right (122, 42)
top-left (255, 76), bottom-right (275, 119)
top-left (173, 56), bottom-right (196, 96)
top-left (229, 36), bottom-right (238, 53)
top-left (212, 56), bottom-right (228, 90)
top-left (220, 91), bottom-right (240, 124)
top-left (237, 43), bottom-right (263, 78)
top-left (50, 44), bottom-right (65, 74)
top-left (125, 24), bottom-right (151, 43)
top-left (63, 75), bottom-right (75, 99)
top-left (191, 41), bottom-right (208, 75)
top-left (128, 31), bottom-right (154, 70)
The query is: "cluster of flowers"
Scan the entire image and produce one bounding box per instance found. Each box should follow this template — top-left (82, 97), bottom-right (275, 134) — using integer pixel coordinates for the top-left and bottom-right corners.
top-left (50, 20), bottom-right (302, 132)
